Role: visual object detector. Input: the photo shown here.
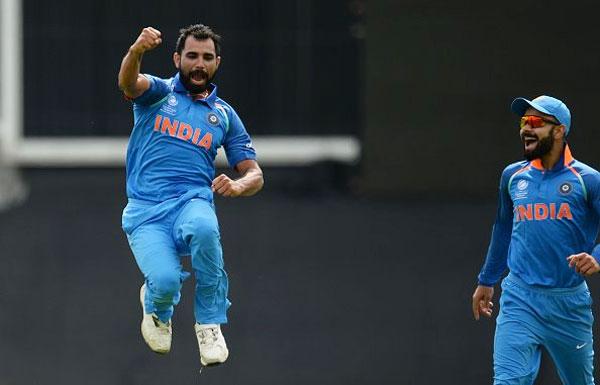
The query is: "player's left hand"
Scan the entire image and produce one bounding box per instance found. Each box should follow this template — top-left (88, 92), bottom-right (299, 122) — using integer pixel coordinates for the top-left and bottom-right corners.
top-left (567, 253), bottom-right (600, 276)
top-left (211, 174), bottom-right (244, 197)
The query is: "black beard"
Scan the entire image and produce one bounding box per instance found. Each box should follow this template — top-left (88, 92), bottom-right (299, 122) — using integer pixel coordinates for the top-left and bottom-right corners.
top-left (178, 68), bottom-right (215, 94)
top-left (523, 128), bottom-right (555, 161)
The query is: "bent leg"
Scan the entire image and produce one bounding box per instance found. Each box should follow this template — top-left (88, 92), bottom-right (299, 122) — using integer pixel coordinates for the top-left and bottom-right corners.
top-left (175, 199), bottom-right (230, 324)
top-left (127, 222), bottom-right (189, 322)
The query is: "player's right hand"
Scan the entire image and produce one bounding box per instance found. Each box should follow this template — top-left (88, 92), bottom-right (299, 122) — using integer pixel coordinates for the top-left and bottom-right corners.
top-left (130, 27), bottom-right (162, 54)
top-left (472, 285), bottom-right (494, 321)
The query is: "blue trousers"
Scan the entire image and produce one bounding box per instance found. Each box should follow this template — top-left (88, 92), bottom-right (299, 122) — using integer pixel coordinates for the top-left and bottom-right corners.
top-left (494, 273), bottom-right (594, 385)
top-left (122, 195), bottom-right (230, 324)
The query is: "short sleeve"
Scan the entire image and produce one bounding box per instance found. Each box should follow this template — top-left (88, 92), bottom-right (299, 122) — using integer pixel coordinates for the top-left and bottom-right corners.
top-left (222, 107), bottom-right (257, 169)
top-left (132, 74), bottom-right (172, 106)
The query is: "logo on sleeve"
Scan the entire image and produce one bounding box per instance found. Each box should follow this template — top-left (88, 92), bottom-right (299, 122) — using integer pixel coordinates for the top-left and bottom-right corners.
top-left (207, 113), bottom-right (220, 126)
top-left (559, 182), bottom-right (573, 195)
top-left (167, 95), bottom-right (178, 106)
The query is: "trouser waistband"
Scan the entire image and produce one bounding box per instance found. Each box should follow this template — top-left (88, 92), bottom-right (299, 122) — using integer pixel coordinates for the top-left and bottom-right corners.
top-left (505, 273), bottom-right (588, 296)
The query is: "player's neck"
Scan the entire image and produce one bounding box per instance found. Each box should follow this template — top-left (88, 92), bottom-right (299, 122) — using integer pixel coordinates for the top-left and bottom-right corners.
top-left (190, 88), bottom-right (211, 101)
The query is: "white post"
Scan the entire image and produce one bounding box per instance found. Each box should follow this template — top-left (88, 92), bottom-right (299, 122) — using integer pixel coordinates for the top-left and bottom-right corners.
top-left (0, 0), bottom-right (27, 210)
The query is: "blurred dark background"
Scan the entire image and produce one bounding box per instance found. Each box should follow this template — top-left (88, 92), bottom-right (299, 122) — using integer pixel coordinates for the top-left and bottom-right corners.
top-left (2, 0), bottom-right (600, 384)
top-left (22, 0), bottom-right (362, 137)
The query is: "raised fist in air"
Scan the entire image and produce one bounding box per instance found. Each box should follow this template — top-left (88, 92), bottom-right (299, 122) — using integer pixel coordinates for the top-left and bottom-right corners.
top-left (130, 27), bottom-right (162, 54)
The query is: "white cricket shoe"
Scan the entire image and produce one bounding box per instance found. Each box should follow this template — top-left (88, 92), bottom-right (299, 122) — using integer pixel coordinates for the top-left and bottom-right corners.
top-left (139, 284), bottom-right (172, 354)
top-left (195, 323), bottom-right (229, 366)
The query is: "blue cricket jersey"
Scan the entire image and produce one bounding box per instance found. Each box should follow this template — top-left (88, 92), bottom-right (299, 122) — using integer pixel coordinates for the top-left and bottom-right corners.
top-left (478, 145), bottom-right (600, 288)
top-left (125, 73), bottom-right (257, 203)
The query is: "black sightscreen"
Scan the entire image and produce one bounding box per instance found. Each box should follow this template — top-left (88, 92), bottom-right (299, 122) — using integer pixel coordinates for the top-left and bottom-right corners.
top-left (23, 0), bottom-right (363, 137)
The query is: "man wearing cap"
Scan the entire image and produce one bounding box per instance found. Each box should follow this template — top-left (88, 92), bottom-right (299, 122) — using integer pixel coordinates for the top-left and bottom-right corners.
top-left (472, 95), bottom-right (600, 384)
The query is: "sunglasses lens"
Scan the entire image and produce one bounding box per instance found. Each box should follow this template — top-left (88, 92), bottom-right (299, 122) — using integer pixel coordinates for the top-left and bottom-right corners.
top-left (520, 116), bottom-right (545, 128)
top-left (520, 117), bottom-right (528, 128)
top-left (530, 117), bottom-right (544, 128)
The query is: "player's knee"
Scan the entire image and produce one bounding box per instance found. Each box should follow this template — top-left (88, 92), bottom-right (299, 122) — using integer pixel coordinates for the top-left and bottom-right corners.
top-left (184, 217), bottom-right (219, 245)
top-left (148, 271), bottom-right (182, 300)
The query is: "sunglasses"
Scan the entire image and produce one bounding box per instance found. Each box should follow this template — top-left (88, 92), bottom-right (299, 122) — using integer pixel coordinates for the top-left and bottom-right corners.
top-left (520, 115), bottom-right (560, 129)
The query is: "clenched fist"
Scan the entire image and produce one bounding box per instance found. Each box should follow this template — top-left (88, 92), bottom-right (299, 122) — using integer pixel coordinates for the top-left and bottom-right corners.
top-left (130, 27), bottom-right (162, 55)
top-left (212, 174), bottom-right (244, 197)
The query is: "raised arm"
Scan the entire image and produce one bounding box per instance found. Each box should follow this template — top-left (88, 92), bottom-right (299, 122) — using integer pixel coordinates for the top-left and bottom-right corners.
top-left (118, 27), bottom-right (162, 99)
top-left (211, 160), bottom-right (264, 198)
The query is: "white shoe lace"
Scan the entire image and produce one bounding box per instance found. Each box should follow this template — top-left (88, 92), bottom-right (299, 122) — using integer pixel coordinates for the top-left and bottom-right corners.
top-left (152, 314), bottom-right (171, 335)
top-left (196, 326), bottom-right (219, 345)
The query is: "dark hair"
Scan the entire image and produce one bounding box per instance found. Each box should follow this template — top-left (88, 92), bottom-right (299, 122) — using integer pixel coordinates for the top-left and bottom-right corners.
top-left (175, 24), bottom-right (221, 56)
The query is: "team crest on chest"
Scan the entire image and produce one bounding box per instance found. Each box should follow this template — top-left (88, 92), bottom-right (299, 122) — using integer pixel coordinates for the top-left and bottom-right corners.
top-left (207, 113), bottom-right (219, 126)
top-left (558, 182), bottom-right (573, 195)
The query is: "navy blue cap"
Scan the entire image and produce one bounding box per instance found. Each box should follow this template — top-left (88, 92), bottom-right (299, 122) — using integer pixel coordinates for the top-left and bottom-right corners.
top-left (511, 95), bottom-right (571, 135)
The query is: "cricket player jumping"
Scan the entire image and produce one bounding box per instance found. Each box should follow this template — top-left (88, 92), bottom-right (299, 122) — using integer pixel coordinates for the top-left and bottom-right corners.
top-left (118, 24), bottom-right (264, 366)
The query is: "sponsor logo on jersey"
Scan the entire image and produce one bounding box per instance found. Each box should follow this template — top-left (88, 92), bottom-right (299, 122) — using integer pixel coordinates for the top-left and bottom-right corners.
top-left (517, 180), bottom-right (528, 190)
top-left (514, 202), bottom-right (573, 222)
top-left (153, 113), bottom-right (213, 150)
top-left (167, 95), bottom-right (178, 106)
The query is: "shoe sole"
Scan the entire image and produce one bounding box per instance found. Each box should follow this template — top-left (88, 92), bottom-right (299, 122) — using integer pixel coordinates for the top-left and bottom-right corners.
top-left (198, 361), bottom-right (226, 374)
top-left (201, 359), bottom-right (226, 367)
top-left (200, 349), bottom-right (229, 366)
top-left (140, 284), bottom-right (170, 355)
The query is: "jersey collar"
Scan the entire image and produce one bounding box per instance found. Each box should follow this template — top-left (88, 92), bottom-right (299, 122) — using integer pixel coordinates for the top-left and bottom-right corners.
top-left (172, 73), bottom-right (217, 107)
top-left (530, 143), bottom-right (574, 171)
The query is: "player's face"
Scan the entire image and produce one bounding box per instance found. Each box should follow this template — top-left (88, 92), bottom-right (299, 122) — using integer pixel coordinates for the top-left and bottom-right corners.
top-left (520, 108), bottom-right (560, 160)
top-left (174, 36), bottom-right (221, 94)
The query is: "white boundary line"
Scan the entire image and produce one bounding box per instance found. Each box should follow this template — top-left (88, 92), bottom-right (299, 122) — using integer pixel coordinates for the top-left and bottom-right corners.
top-left (14, 136), bottom-right (361, 167)
top-left (1, 0), bottom-right (23, 165)
top-left (1, 0), bottom-right (360, 168)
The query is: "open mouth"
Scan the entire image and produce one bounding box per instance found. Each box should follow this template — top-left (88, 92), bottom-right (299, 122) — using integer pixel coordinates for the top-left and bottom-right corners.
top-left (190, 70), bottom-right (207, 83)
top-left (522, 136), bottom-right (538, 152)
